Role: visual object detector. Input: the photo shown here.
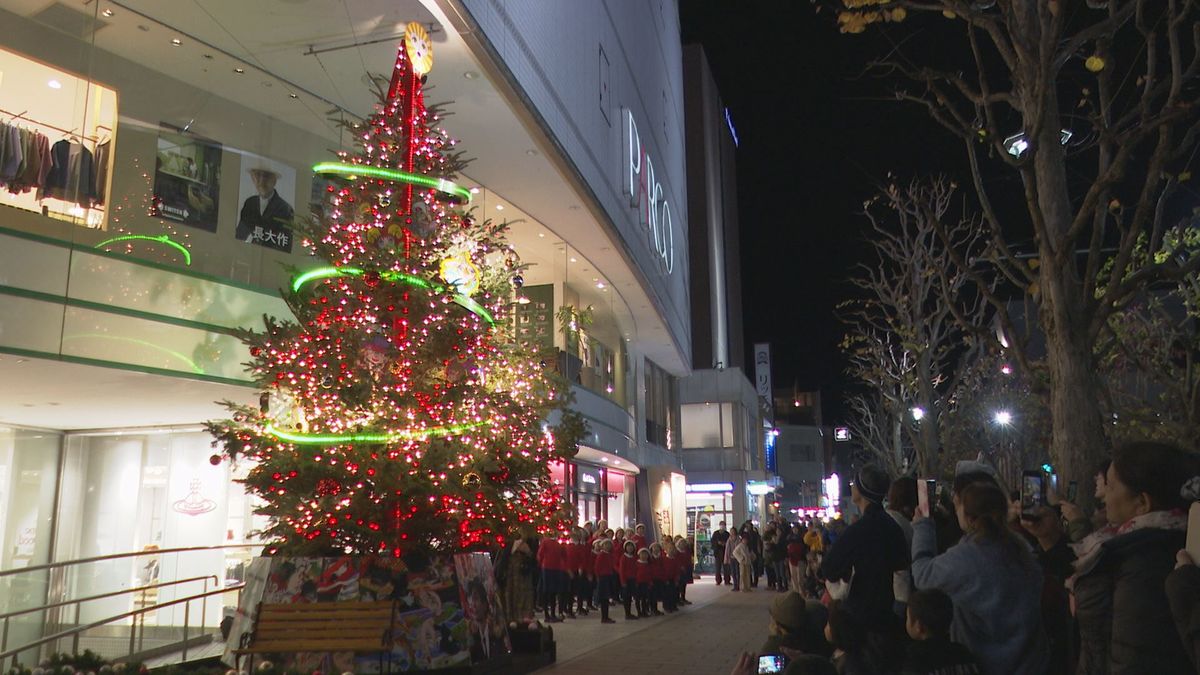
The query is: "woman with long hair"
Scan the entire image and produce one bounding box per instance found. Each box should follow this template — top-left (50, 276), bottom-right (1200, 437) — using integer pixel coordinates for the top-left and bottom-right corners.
top-left (911, 481), bottom-right (1048, 675)
top-left (1070, 441), bottom-right (1196, 674)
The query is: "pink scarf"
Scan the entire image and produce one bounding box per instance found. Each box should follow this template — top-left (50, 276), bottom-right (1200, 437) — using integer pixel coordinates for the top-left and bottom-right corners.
top-left (1067, 509), bottom-right (1187, 588)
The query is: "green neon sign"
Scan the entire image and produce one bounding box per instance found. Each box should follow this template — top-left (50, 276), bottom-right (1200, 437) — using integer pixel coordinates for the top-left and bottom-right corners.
top-left (265, 420), bottom-right (487, 445)
top-left (291, 266), bottom-right (495, 325)
top-left (96, 235), bottom-right (192, 266)
top-left (312, 162), bottom-right (472, 205)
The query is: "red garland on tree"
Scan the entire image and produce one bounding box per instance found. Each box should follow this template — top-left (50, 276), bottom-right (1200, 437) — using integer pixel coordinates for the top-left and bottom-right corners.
top-left (208, 23), bottom-right (584, 558)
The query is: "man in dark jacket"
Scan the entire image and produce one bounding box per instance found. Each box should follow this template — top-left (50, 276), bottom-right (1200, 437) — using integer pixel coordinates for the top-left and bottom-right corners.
top-left (711, 521), bottom-right (731, 584)
top-left (819, 464), bottom-right (909, 664)
top-left (236, 167), bottom-right (295, 252)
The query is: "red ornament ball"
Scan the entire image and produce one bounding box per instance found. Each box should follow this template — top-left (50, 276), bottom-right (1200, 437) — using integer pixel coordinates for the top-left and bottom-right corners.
top-left (209, 454), bottom-right (223, 466)
top-left (363, 271), bottom-right (382, 287)
top-left (249, 346), bottom-right (261, 356)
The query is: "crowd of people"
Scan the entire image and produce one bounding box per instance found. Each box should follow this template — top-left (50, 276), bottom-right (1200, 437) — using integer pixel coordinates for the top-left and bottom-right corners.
top-left (725, 440), bottom-right (1200, 675)
top-left (493, 521), bottom-right (697, 627)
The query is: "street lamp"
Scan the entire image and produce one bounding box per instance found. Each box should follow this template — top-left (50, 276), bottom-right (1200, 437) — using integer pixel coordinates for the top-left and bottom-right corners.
top-left (993, 410), bottom-right (1013, 426)
top-left (911, 407), bottom-right (926, 421)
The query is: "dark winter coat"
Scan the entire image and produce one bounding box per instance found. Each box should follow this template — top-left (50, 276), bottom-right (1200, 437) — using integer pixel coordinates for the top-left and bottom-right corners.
top-left (1166, 563), bottom-right (1200, 673)
top-left (1073, 527), bottom-right (1190, 674)
top-left (820, 502), bottom-right (910, 630)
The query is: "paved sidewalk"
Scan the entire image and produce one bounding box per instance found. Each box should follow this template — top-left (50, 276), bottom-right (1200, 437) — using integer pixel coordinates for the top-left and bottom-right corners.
top-left (534, 578), bottom-right (776, 674)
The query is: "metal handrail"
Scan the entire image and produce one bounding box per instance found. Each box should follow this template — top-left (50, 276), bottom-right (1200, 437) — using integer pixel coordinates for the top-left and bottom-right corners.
top-left (0, 576), bottom-right (218, 621)
top-left (0, 584), bottom-right (245, 669)
top-left (0, 544), bottom-right (261, 579)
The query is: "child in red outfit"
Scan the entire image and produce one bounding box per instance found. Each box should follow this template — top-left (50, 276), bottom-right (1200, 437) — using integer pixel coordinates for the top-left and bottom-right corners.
top-left (647, 543), bottom-right (665, 616)
top-left (538, 535), bottom-right (567, 623)
top-left (635, 547), bottom-right (653, 617)
top-left (661, 542), bottom-right (680, 612)
top-left (618, 540), bottom-right (640, 620)
top-left (593, 538), bottom-right (616, 623)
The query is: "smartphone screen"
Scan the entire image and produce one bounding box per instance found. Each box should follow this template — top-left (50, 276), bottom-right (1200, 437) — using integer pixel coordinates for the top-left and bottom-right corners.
top-left (1187, 502), bottom-right (1200, 564)
top-left (917, 479), bottom-right (931, 519)
top-left (1066, 480), bottom-right (1079, 503)
top-left (758, 655), bottom-right (787, 674)
top-left (1021, 470), bottom-right (1044, 517)
top-left (1049, 472), bottom-right (1059, 495)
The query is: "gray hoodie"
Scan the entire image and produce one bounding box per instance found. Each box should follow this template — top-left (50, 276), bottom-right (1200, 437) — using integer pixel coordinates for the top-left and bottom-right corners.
top-left (911, 518), bottom-right (1049, 675)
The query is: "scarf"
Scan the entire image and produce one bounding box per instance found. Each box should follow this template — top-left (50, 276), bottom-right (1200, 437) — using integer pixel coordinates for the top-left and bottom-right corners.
top-left (1067, 508), bottom-right (1187, 588)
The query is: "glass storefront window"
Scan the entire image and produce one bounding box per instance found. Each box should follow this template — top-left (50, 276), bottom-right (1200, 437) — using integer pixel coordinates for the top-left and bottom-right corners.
top-left (54, 429), bottom-right (264, 635)
top-left (0, 427), bottom-right (61, 662)
top-left (686, 492), bottom-right (732, 574)
top-left (680, 402), bottom-right (734, 448)
top-left (604, 470), bottom-right (635, 530)
top-left (644, 358), bottom-right (678, 449)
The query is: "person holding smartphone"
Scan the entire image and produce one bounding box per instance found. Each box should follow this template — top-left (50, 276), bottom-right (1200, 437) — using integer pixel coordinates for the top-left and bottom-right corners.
top-left (910, 480), bottom-right (1048, 675)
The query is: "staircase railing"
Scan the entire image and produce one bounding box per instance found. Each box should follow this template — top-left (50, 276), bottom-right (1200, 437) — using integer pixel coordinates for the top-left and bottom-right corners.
top-left (0, 585), bottom-right (244, 670)
top-left (0, 544), bottom-right (261, 669)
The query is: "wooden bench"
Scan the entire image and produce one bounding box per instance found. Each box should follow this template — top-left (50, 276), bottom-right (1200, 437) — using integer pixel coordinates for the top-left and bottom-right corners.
top-left (234, 600), bottom-right (395, 673)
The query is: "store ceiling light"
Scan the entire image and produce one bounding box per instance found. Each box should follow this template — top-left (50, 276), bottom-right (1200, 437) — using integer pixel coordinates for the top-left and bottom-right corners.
top-left (101, 8), bottom-right (114, 17)
top-left (289, 93), bottom-right (299, 99)
top-left (47, 80), bottom-right (62, 89)
top-left (495, 204), bottom-right (504, 211)
top-left (463, 71), bottom-right (479, 80)
top-left (171, 38), bottom-right (182, 46)
top-left (538, 232), bottom-right (545, 238)
top-left (234, 68), bottom-right (245, 74)
top-left (569, 257), bottom-right (577, 263)
top-left (469, 187), bottom-right (480, 194)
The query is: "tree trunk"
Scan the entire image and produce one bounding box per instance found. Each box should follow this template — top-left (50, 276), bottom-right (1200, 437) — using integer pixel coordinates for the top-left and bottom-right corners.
top-left (1040, 256), bottom-right (1108, 508)
top-left (1030, 87), bottom-right (1108, 507)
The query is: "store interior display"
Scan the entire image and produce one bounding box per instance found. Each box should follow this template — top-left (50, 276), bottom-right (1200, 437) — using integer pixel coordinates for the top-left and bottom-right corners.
top-left (0, 47), bottom-right (117, 228)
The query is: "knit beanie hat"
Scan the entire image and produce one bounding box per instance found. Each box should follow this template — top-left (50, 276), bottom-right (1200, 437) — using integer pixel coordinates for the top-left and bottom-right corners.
top-left (854, 464), bottom-right (891, 503)
top-left (954, 459), bottom-right (999, 483)
top-left (770, 593), bottom-right (829, 651)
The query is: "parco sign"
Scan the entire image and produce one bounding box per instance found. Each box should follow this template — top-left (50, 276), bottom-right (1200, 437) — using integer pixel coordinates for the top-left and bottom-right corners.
top-left (622, 108), bottom-right (675, 274)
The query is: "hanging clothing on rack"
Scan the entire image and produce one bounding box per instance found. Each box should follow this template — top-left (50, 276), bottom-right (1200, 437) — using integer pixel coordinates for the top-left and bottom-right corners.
top-left (42, 138), bottom-right (97, 206)
top-left (93, 139), bottom-right (111, 205)
top-left (8, 128), bottom-right (51, 195)
top-left (0, 124), bottom-right (23, 181)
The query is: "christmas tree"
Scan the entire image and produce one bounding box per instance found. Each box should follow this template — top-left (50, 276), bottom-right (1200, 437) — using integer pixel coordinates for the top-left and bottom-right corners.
top-left (208, 23), bottom-right (584, 558)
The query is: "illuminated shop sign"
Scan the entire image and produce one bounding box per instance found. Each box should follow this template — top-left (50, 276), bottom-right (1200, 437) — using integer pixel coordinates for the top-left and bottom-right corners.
top-left (686, 482), bottom-right (735, 493)
top-left (622, 108), bottom-right (675, 274)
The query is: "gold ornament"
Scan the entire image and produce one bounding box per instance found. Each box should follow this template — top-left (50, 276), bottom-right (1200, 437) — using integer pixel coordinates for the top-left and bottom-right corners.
top-left (1085, 55), bottom-right (1105, 73)
top-left (462, 472), bottom-right (482, 488)
top-left (405, 22), bottom-right (434, 75)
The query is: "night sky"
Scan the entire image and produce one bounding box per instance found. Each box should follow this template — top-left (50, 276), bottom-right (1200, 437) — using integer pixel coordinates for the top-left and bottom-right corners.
top-left (680, 2), bottom-right (964, 421)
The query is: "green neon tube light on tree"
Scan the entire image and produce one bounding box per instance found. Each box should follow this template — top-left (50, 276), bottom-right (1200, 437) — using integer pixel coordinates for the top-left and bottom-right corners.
top-left (312, 162), bottom-right (473, 205)
top-left (265, 420), bottom-right (487, 445)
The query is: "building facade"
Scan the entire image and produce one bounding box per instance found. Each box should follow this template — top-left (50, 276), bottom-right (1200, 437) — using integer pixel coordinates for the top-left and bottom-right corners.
top-left (677, 44), bottom-right (774, 574)
top-left (0, 0), bottom-right (693, 662)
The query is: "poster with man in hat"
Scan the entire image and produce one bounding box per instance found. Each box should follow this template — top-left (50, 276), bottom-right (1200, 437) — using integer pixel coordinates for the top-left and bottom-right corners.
top-left (235, 156), bottom-right (296, 252)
